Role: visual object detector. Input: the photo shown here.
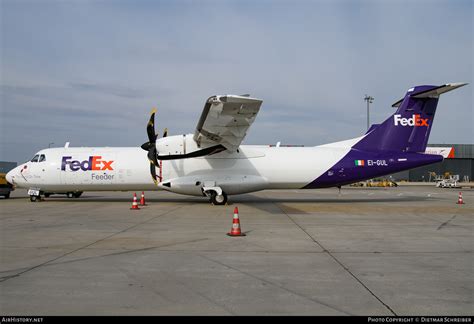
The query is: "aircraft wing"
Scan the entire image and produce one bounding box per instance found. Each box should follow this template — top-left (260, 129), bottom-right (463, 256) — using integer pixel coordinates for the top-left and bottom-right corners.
top-left (193, 95), bottom-right (263, 152)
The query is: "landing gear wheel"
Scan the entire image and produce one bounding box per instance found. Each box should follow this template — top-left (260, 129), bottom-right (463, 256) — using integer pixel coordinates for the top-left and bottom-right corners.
top-left (44, 193), bottom-right (50, 198)
top-left (73, 192), bottom-right (83, 198)
top-left (67, 192), bottom-right (74, 198)
top-left (210, 191), bottom-right (227, 205)
top-left (30, 195), bottom-right (39, 202)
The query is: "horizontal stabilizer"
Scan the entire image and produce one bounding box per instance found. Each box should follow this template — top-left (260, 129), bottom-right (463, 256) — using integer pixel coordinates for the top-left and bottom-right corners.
top-left (392, 82), bottom-right (468, 107)
top-left (412, 82), bottom-right (468, 98)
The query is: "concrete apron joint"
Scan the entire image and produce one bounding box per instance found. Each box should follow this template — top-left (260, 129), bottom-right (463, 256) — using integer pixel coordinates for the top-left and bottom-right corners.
top-left (198, 253), bottom-right (350, 315)
top-left (0, 205), bottom-right (186, 284)
top-left (277, 204), bottom-right (398, 316)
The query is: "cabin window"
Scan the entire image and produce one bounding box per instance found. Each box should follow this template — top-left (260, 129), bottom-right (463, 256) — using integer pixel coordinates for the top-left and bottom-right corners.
top-left (30, 155), bottom-right (40, 162)
top-left (39, 154), bottom-right (46, 162)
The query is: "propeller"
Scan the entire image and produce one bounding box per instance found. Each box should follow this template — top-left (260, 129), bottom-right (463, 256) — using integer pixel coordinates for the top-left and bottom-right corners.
top-left (141, 108), bottom-right (159, 184)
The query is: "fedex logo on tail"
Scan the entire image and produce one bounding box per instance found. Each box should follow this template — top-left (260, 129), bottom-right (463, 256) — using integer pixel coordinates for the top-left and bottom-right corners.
top-left (61, 156), bottom-right (114, 171)
top-left (394, 114), bottom-right (429, 127)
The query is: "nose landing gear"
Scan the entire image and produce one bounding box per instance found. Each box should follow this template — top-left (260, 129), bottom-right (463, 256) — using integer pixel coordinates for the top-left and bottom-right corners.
top-left (28, 188), bottom-right (42, 202)
top-left (28, 189), bottom-right (84, 201)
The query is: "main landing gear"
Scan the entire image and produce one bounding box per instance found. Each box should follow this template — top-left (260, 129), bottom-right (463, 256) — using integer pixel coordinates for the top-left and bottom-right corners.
top-left (203, 186), bottom-right (228, 205)
top-left (66, 192), bottom-right (83, 198)
top-left (210, 191), bottom-right (228, 205)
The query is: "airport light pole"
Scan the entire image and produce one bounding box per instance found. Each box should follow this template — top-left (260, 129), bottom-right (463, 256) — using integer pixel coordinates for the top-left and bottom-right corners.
top-left (364, 95), bottom-right (374, 130)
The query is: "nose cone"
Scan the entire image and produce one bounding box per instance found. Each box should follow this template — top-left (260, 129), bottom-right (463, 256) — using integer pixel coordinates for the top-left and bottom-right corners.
top-left (6, 165), bottom-right (22, 185)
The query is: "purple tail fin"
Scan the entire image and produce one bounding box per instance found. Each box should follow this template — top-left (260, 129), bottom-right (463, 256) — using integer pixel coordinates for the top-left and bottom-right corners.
top-left (354, 83), bottom-right (467, 153)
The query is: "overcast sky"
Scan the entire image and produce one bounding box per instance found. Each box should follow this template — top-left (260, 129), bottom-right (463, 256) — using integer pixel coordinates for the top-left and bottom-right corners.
top-left (1, 0), bottom-right (472, 163)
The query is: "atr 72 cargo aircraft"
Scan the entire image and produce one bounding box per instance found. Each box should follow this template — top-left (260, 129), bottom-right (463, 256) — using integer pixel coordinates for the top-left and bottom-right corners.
top-left (6, 83), bottom-right (467, 204)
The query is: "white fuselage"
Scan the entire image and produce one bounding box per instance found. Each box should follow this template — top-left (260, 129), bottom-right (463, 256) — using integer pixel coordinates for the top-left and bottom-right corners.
top-left (7, 136), bottom-right (360, 196)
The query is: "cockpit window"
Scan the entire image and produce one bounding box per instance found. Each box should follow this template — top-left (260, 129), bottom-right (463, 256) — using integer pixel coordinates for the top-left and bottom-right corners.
top-left (30, 155), bottom-right (40, 162)
top-left (39, 154), bottom-right (46, 162)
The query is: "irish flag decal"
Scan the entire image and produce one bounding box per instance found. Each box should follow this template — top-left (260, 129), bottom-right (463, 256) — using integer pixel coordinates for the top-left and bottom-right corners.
top-left (354, 160), bottom-right (365, 166)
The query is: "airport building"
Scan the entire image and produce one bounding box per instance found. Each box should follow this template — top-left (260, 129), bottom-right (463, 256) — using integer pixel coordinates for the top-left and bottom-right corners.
top-left (391, 144), bottom-right (474, 182)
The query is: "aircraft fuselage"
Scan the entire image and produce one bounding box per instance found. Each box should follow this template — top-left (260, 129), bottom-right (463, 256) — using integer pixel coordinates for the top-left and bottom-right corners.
top-left (7, 137), bottom-right (441, 197)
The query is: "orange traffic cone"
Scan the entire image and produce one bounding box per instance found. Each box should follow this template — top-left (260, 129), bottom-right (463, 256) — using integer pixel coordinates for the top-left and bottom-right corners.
top-left (227, 207), bottom-right (246, 237)
top-left (130, 192), bottom-right (140, 210)
top-left (457, 192), bottom-right (465, 205)
top-left (140, 191), bottom-right (146, 206)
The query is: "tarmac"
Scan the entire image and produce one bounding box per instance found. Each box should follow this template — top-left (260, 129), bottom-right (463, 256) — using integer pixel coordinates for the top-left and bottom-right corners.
top-left (0, 186), bottom-right (472, 315)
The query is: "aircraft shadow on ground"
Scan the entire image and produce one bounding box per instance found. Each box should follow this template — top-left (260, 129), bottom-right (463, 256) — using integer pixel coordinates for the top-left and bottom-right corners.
top-left (4, 194), bottom-right (439, 216)
top-left (12, 194), bottom-right (433, 205)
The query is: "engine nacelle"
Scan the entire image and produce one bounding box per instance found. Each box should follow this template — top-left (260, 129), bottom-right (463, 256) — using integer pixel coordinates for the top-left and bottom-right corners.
top-left (155, 134), bottom-right (225, 160)
top-left (158, 175), bottom-right (268, 196)
top-left (155, 134), bottom-right (197, 156)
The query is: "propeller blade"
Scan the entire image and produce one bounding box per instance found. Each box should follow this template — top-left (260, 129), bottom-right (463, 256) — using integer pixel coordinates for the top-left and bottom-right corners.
top-left (141, 141), bottom-right (153, 151)
top-left (147, 146), bottom-right (159, 166)
top-left (147, 108), bottom-right (157, 144)
top-left (163, 128), bottom-right (168, 138)
top-left (150, 163), bottom-right (158, 184)
top-left (143, 108), bottom-right (160, 183)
